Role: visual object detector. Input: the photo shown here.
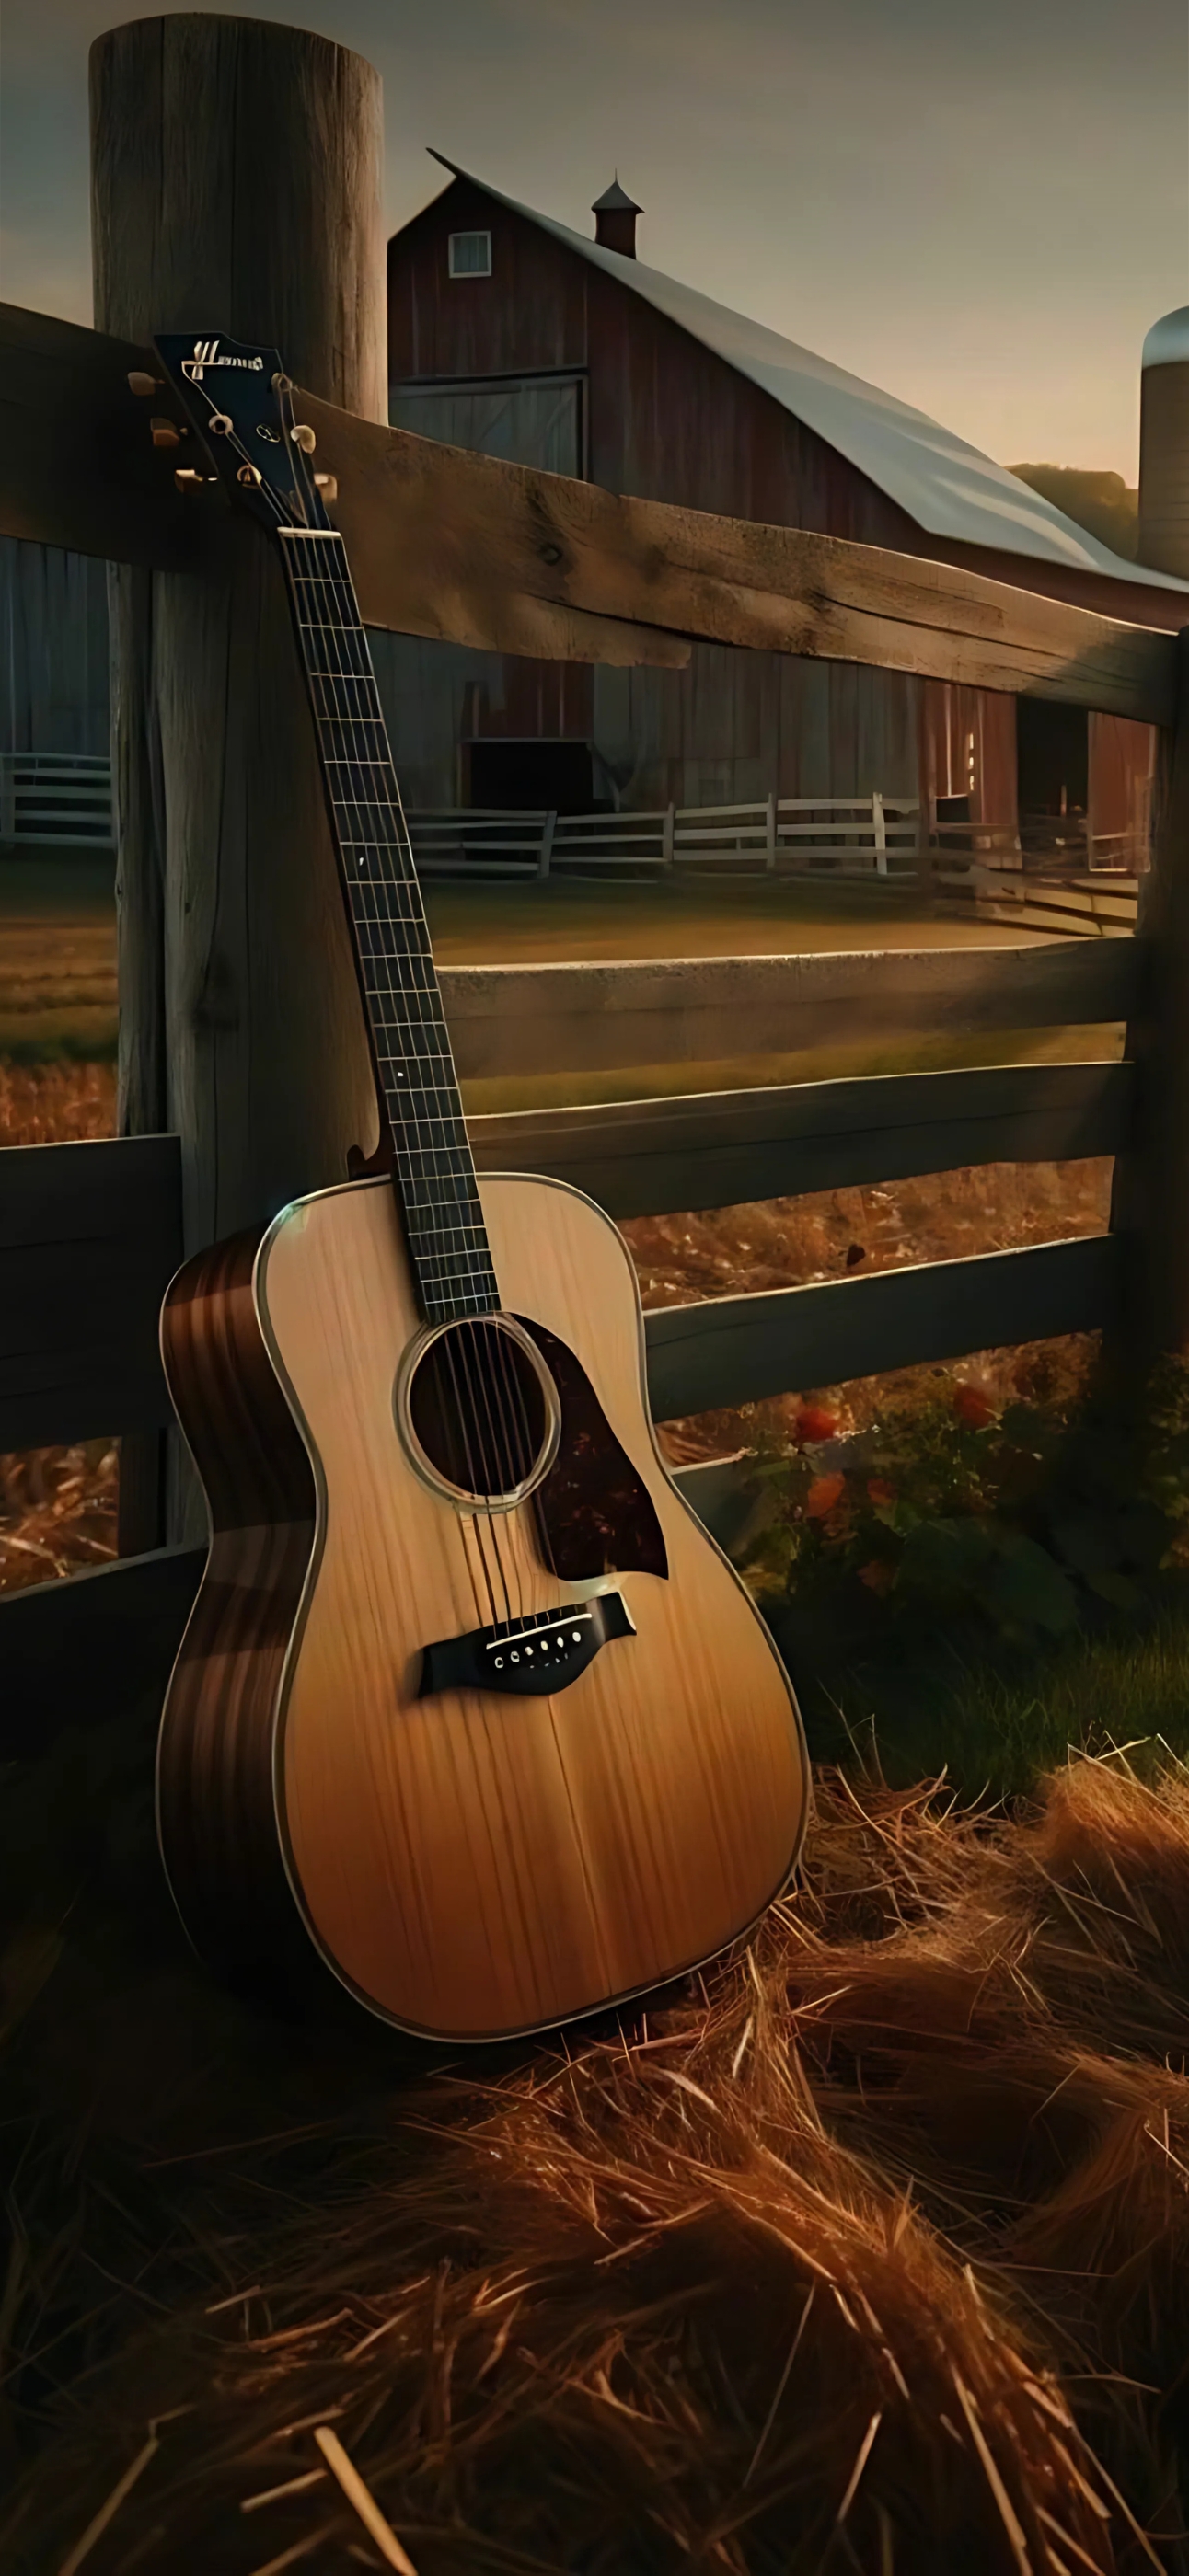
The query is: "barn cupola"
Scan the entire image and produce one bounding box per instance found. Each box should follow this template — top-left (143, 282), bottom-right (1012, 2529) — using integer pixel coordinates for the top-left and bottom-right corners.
top-left (592, 177), bottom-right (641, 259)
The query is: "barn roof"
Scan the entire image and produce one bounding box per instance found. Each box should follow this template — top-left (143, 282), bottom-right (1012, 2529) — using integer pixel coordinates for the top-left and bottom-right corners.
top-left (427, 155), bottom-right (1186, 598)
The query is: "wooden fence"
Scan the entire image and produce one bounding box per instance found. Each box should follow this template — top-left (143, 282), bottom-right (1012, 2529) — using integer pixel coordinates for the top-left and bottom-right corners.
top-left (0, 750), bottom-right (113, 846)
top-left (408, 794), bottom-right (922, 880)
top-left (2, 221), bottom-right (1187, 1729)
top-left (0, 928), bottom-right (1145, 1712)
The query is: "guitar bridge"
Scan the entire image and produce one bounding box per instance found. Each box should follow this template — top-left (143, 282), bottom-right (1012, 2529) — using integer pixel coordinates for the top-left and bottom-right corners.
top-left (417, 1591), bottom-right (635, 1699)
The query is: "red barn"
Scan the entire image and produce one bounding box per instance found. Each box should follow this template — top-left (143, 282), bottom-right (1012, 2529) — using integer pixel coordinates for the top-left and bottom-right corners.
top-left (381, 158), bottom-right (1186, 865)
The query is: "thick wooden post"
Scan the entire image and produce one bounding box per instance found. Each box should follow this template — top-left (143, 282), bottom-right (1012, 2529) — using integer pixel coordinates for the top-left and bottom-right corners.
top-left (91, 14), bottom-right (387, 1544)
top-left (1109, 628), bottom-right (1189, 1363)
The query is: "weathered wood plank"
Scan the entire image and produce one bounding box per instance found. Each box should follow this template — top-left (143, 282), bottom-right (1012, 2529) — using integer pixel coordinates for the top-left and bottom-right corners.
top-left (470, 1059), bottom-right (1132, 1216)
top-left (0, 301), bottom-right (1175, 713)
top-left (307, 393), bottom-right (1179, 720)
top-left (0, 1052), bottom-right (1130, 1454)
top-left (0, 302), bottom-right (198, 572)
top-left (442, 940), bottom-right (1142, 1082)
top-left (643, 1233), bottom-right (1120, 1420)
top-left (0, 1135), bottom-right (180, 1451)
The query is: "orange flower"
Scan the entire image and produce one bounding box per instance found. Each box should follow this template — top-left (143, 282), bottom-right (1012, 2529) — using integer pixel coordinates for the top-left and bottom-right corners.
top-left (805, 1472), bottom-right (846, 1519)
top-left (858, 1558), bottom-right (894, 1594)
top-left (867, 1478), bottom-right (895, 1505)
top-left (795, 1403), bottom-right (838, 1445)
top-left (952, 1385), bottom-right (995, 1430)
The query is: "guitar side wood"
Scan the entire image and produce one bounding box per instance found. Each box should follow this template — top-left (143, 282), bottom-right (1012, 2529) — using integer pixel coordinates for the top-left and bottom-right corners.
top-left (157, 1229), bottom-right (317, 1993)
top-left (157, 1174), bottom-right (811, 2036)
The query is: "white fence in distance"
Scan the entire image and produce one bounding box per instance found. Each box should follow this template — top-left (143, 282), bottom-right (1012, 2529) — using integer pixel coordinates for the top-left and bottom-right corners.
top-left (408, 793), bottom-right (923, 881)
top-left (0, 753), bottom-right (114, 848)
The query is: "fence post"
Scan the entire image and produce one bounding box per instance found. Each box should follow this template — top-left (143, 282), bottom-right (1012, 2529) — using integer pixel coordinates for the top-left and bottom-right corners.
top-left (872, 790), bottom-right (887, 876)
top-left (538, 810), bottom-right (556, 880)
top-left (662, 802), bottom-right (675, 868)
top-left (92, 15), bottom-right (387, 1547)
top-left (765, 790), bottom-right (777, 871)
top-left (1109, 627), bottom-right (1189, 1366)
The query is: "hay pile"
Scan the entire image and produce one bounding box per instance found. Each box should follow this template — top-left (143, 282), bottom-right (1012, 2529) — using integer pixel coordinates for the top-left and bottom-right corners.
top-left (7, 1750), bottom-right (1189, 2571)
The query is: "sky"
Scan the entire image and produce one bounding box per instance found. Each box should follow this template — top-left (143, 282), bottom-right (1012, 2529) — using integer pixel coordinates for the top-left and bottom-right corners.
top-left (1, 0), bottom-right (1186, 481)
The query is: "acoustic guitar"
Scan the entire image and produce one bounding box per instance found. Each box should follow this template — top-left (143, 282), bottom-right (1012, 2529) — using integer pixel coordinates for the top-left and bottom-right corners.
top-left (149, 332), bottom-right (810, 2039)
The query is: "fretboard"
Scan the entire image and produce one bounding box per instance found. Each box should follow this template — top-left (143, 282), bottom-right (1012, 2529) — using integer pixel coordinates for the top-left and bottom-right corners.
top-left (277, 526), bottom-right (499, 1323)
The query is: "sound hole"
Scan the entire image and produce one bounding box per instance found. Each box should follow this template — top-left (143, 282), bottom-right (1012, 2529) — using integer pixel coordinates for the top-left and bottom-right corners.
top-left (404, 1318), bottom-right (557, 1508)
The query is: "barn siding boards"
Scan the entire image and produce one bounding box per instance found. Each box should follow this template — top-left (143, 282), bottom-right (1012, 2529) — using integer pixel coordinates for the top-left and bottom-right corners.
top-left (0, 539), bottom-right (110, 757)
top-left (644, 1234), bottom-right (1122, 1422)
top-left (382, 172), bottom-right (1183, 832)
top-left (0, 1133), bottom-right (180, 1450)
top-left (469, 1061), bottom-right (1130, 1218)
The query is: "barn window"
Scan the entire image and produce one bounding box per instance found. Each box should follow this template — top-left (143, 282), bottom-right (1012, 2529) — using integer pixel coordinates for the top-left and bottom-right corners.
top-left (448, 230), bottom-right (491, 279)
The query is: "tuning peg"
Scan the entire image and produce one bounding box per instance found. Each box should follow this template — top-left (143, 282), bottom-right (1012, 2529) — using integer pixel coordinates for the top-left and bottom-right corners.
top-left (314, 472), bottom-right (338, 501)
top-left (291, 423), bottom-right (317, 453)
top-left (127, 370), bottom-right (162, 397)
top-left (150, 416), bottom-right (185, 450)
top-left (174, 468), bottom-right (205, 493)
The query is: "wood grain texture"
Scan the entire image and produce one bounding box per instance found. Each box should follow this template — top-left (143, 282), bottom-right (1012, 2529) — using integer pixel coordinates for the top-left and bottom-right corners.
top-left (470, 1060), bottom-right (1132, 1217)
top-left (441, 940), bottom-right (1142, 1082)
top-left (0, 1543), bottom-right (205, 1753)
top-left (156, 1226), bottom-right (317, 1990)
top-left (254, 1172), bottom-right (808, 2037)
top-left (304, 391), bottom-right (1178, 720)
top-left (646, 1232), bottom-right (1122, 1420)
top-left (91, 14), bottom-right (389, 1553)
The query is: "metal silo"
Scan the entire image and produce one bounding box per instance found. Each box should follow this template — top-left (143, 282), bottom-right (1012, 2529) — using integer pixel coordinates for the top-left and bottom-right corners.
top-left (1139, 306), bottom-right (1189, 577)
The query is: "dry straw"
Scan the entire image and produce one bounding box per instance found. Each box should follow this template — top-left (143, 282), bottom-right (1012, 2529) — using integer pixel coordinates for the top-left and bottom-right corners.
top-left (10, 1748), bottom-right (1189, 2570)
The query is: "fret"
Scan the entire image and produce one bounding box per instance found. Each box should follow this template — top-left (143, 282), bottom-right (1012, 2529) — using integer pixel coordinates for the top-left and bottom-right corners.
top-left (278, 529), bottom-right (499, 1323)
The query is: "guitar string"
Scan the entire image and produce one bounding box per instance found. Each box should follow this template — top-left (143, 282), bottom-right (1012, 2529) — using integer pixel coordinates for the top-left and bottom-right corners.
top-left (293, 529), bottom-right (519, 1627)
top-left (288, 521), bottom-right (526, 1625)
top-left (292, 524), bottom-right (538, 1619)
top-left (224, 408), bottom-right (547, 1628)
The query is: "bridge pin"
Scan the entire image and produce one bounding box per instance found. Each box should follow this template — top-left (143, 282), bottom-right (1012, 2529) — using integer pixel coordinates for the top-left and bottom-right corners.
top-left (494, 1657), bottom-right (503, 1669)
top-left (511, 1652), bottom-right (520, 1663)
top-left (571, 1629), bottom-right (582, 1642)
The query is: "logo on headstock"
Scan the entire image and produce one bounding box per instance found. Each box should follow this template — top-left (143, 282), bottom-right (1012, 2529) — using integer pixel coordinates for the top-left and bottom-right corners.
top-left (181, 339), bottom-right (265, 383)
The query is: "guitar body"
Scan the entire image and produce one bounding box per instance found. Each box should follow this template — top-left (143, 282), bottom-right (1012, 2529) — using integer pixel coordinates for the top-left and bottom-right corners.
top-left (158, 1169), bottom-right (810, 2040)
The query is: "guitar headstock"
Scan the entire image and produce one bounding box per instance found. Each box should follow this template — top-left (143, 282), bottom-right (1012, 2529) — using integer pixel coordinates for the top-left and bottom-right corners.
top-left (144, 332), bottom-right (336, 527)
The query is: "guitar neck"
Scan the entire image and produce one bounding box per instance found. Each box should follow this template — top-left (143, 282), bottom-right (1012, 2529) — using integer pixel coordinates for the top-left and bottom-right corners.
top-left (277, 525), bottom-right (499, 1324)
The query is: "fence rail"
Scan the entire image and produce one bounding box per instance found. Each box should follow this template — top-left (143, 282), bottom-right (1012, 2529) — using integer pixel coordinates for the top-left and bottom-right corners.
top-left (0, 751), bottom-right (113, 847)
top-left (0, 305), bottom-right (1180, 1719)
top-left (0, 940), bottom-right (1137, 1470)
top-left (408, 795), bottom-right (922, 881)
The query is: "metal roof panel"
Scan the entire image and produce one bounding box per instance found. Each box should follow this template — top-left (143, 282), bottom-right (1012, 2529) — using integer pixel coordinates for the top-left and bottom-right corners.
top-left (426, 154), bottom-right (1186, 597)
